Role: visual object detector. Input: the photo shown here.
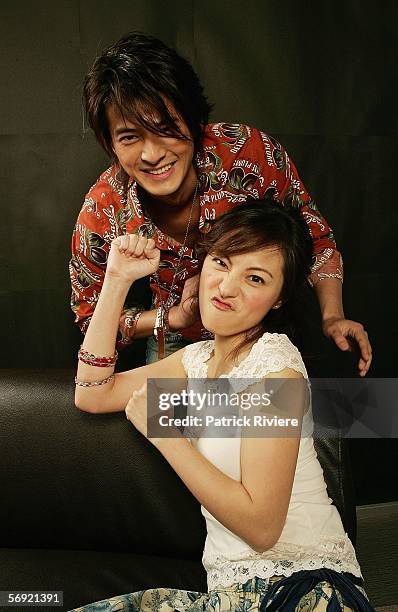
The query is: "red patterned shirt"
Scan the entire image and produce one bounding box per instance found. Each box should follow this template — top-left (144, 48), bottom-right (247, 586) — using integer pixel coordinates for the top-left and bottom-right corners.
top-left (70, 123), bottom-right (342, 346)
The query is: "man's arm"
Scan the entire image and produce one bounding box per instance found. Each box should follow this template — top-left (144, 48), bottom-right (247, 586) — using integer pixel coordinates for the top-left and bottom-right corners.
top-left (130, 274), bottom-right (200, 339)
top-left (70, 170), bottom-right (200, 347)
top-left (70, 169), bottom-right (149, 347)
top-left (314, 277), bottom-right (372, 377)
top-left (254, 130), bottom-right (372, 374)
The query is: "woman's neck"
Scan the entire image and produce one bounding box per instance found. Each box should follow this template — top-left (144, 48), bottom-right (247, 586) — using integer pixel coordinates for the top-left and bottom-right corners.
top-left (207, 333), bottom-right (254, 378)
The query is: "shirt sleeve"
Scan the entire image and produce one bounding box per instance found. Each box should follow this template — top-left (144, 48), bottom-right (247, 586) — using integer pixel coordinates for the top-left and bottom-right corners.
top-left (255, 130), bottom-right (343, 284)
top-left (69, 175), bottom-right (146, 348)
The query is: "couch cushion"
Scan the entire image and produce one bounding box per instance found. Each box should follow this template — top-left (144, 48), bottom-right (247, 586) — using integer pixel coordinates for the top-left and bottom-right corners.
top-left (356, 502), bottom-right (398, 609)
top-left (0, 369), bottom-right (206, 559)
top-left (0, 547), bottom-right (207, 610)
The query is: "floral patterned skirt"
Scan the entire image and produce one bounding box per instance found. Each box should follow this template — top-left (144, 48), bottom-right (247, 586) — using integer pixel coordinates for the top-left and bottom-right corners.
top-left (70, 574), bottom-right (371, 611)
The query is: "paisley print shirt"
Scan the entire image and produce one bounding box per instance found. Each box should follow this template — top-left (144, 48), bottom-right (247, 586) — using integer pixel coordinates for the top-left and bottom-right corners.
top-left (69, 123), bottom-right (342, 346)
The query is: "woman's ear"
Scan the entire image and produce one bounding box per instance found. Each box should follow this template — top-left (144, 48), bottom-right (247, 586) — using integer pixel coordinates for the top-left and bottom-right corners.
top-left (272, 300), bottom-right (283, 310)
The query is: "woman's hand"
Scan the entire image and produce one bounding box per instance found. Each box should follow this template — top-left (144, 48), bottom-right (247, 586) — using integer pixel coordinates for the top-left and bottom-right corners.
top-left (106, 234), bottom-right (160, 284)
top-left (169, 274), bottom-right (200, 330)
top-left (125, 383), bottom-right (149, 437)
top-left (125, 382), bottom-right (182, 445)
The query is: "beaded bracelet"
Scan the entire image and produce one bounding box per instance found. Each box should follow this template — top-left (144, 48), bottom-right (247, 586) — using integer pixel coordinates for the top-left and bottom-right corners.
top-left (75, 374), bottom-right (115, 387)
top-left (78, 346), bottom-right (118, 368)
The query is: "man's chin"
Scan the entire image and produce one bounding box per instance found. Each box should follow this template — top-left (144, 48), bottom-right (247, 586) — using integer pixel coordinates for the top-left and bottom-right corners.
top-left (139, 180), bottom-right (183, 202)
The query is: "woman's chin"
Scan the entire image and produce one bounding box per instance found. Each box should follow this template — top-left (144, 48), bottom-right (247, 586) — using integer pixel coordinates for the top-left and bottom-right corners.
top-left (200, 315), bottom-right (241, 337)
top-left (201, 321), bottom-right (218, 335)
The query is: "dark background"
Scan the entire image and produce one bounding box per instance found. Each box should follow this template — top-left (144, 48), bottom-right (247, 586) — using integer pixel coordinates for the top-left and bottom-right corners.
top-left (1, 1), bottom-right (397, 503)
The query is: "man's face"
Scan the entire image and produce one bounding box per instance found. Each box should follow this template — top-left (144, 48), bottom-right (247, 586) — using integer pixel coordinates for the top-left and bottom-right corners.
top-left (107, 104), bottom-right (196, 205)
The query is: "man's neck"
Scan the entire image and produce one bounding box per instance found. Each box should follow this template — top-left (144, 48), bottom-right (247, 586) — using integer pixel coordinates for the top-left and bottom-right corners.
top-left (142, 165), bottom-right (198, 213)
top-left (139, 166), bottom-right (199, 242)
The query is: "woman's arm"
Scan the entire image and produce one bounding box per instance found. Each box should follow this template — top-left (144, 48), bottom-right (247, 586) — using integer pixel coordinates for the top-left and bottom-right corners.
top-left (128, 367), bottom-right (304, 552)
top-left (75, 234), bottom-right (186, 413)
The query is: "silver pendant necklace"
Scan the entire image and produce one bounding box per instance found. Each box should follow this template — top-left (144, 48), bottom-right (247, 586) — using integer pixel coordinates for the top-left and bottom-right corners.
top-left (151, 179), bottom-right (199, 310)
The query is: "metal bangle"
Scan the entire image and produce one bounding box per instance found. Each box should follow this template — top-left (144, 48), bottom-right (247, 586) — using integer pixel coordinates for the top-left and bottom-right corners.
top-left (75, 374), bottom-right (115, 387)
top-left (153, 305), bottom-right (164, 339)
top-left (78, 346), bottom-right (118, 366)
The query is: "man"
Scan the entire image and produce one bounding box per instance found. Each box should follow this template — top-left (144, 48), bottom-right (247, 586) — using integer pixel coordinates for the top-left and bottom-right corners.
top-left (70, 32), bottom-right (371, 373)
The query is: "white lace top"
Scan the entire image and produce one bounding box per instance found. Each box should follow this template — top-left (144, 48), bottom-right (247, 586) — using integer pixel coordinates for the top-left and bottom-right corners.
top-left (182, 332), bottom-right (362, 591)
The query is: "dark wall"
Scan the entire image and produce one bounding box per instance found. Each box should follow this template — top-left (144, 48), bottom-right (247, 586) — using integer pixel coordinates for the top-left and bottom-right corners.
top-left (1, 1), bottom-right (397, 501)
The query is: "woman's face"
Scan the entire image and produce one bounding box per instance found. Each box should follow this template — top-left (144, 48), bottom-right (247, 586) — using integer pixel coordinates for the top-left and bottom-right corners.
top-left (199, 246), bottom-right (285, 337)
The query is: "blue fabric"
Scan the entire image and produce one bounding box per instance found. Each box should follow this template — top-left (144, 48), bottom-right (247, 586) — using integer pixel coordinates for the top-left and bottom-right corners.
top-left (70, 572), bottom-right (373, 611)
top-left (259, 569), bottom-right (374, 611)
top-left (145, 333), bottom-right (192, 364)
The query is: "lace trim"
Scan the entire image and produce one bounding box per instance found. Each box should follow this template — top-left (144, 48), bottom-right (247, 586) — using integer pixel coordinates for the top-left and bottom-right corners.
top-left (203, 534), bottom-right (362, 590)
top-left (182, 339), bottom-right (213, 378)
top-left (182, 333), bottom-right (308, 384)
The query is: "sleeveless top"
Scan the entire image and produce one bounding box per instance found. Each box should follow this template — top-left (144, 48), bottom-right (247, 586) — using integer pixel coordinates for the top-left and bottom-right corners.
top-left (182, 332), bottom-right (362, 591)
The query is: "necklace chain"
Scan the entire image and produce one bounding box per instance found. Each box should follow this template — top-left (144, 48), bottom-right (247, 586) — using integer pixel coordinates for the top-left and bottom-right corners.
top-left (149, 180), bottom-right (199, 310)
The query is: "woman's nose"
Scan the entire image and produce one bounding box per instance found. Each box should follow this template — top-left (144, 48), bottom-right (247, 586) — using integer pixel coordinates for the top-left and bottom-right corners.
top-left (218, 272), bottom-right (239, 298)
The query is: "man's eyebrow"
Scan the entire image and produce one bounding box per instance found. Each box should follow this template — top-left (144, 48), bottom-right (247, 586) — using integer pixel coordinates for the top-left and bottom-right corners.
top-left (114, 126), bottom-right (138, 136)
top-left (114, 122), bottom-right (175, 136)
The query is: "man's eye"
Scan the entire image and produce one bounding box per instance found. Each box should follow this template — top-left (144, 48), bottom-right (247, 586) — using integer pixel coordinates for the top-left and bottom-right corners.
top-left (249, 275), bottom-right (264, 284)
top-left (120, 135), bottom-right (138, 142)
top-left (159, 129), bottom-right (176, 137)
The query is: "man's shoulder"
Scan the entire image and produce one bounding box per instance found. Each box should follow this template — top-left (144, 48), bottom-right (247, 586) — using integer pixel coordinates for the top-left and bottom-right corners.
top-left (204, 122), bottom-right (258, 143)
top-left (201, 122), bottom-right (275, 164)
top-left (199, 124), bottom-right (288, 184)
top-left (203, 123), bottom-right (280, 148)
top-left (76, 165), bottom-right (127, 225)
top-left (86, 164), bottom-right (126, 200)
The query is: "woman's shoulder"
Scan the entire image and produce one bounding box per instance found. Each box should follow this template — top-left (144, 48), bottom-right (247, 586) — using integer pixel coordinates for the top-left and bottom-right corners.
top-left (243, 332), bottom-right (308, 379)
top-left (257, 331), bottom-right (299, 351)
top-left (182, 340), bottom-right (214, 375)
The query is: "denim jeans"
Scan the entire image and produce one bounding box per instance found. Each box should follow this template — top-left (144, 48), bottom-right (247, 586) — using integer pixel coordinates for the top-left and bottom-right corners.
top-left (145, 332), bottom-right (192, 364)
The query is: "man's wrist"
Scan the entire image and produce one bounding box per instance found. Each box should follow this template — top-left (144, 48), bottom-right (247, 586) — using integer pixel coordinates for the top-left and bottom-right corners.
top-left (322, 313), bottom-right (345, 324)
top-left (314, 277), bottom-right (345, 323)
top-left (168, 305), bottom-right (181, 331)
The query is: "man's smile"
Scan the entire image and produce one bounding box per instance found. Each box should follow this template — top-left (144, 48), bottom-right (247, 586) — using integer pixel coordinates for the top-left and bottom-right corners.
top-left (142, 161), bottom-right (176, 176)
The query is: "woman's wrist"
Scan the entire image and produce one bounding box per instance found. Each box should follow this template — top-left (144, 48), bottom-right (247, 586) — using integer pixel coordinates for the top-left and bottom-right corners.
top-left (103, 272), bottom-right (137, 293)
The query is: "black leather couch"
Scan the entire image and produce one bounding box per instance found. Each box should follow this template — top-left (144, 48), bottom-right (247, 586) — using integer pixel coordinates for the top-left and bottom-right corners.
top-left (0, 367), bottom-right (366, 611)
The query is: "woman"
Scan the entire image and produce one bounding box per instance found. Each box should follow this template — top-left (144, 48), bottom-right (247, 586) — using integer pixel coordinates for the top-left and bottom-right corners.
top-left (72, 202), bottom-right (373, 611)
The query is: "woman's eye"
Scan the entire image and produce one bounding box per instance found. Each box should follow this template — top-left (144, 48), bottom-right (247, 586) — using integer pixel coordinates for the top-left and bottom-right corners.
top-left (212, 257), bottom-right (227, 267)
top-left (249, 275), bottom-right (264, 284)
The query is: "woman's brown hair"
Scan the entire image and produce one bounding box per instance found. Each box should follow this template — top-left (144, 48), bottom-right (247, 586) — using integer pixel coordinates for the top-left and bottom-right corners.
top-left (196, 198), bottom-right (314, 363)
